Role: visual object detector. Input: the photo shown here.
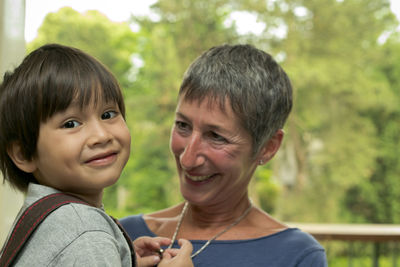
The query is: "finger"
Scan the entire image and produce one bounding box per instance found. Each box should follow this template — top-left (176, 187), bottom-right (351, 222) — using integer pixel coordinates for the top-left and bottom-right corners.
top-left (178, 239), bottom-right (193, 255)
top-left (161, 251), bottom-right (172, 260)
top-left (133, 236), bottom-right (150, 250)
top-left (152, 236), bottom-right (172, 247)
top-left (134, 236), bottom-right (170, 256)
top-left (136, 255), bottom-right (161, 267)
top-left (163, 248), bottom-right (180, 257)
top-left (141, 237), bottom-right (171, 250)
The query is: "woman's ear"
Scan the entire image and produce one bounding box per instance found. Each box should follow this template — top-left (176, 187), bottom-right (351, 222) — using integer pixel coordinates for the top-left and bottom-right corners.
top-left (7, 142), bottom-right (37, 173)
top-left (257, 129), bottom-right (284, 165)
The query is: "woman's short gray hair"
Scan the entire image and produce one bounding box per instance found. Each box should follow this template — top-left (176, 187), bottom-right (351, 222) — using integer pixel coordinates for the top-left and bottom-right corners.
top-left (179, 44), bottom-right (293, 156)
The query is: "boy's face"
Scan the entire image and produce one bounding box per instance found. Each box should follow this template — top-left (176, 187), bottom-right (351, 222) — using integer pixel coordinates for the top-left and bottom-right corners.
top-left (31, 99), bottom-right (131, 206)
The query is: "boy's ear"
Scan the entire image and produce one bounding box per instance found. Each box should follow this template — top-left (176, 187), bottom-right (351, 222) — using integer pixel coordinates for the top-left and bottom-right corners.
top-left (257, 129), bottom-right (284, 165)
top-left (7, 142), bottom-right (37, 173)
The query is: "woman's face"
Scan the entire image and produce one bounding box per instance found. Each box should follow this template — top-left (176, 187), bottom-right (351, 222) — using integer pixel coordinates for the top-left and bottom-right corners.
top-left (170, 95), bottom-right (259, 206)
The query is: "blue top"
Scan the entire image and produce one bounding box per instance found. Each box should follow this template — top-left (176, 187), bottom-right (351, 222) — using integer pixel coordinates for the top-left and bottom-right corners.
top-left (120, 214), bottom-right (327, 267)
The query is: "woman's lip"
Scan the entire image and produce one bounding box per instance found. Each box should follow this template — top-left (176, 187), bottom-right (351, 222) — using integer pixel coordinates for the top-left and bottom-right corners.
top-left (184, 175), bottom-right (216, 186)
top-left (184, 172), bottom-right (216, 183)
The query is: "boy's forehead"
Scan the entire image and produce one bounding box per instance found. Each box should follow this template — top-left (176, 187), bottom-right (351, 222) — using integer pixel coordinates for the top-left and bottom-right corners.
top-left (72, 87), bottom-right (113, 104)
top-left (69, 97), bottom-right (116, 108)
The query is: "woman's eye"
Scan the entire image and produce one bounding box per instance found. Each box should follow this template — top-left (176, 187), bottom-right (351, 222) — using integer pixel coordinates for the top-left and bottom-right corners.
top-left (62, 120), bottom-right (81, 129)
top-left (101, 111), bottom-right (117, 120)
top-left (176, 121), bottom-right (190, 131)
top-left (210, 132), bottom-right (228, 143)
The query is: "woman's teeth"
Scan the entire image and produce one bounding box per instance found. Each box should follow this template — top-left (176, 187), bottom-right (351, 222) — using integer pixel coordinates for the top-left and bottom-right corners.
top-left (186, 173), bottom-right (213, 181)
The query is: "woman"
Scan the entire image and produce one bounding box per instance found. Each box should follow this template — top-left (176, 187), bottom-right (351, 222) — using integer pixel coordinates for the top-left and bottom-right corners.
top-left (121, 44), bottom-right (327, 266)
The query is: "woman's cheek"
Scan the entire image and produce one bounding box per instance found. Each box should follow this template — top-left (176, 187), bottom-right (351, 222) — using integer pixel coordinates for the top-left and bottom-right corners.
top-left (170, 129), bottom-right (184, 156)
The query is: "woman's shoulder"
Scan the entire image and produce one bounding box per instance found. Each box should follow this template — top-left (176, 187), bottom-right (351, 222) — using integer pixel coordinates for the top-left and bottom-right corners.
top-left (259, 228), bottom-right (327, 266)
top-left (250, 209), bottom-right (321, 248)
top-left (269, 227), bottom-right (323, 247)
top-left (120, 203), bottom-right (184, 239)
top-left (120, 213), bottom-right (147, 230)
top-left (242, 207), bottom-right (288, 238)
top-left (119, 213), bottom-right (159, 239)
top-left (198, 229), bottom-right (326, 267)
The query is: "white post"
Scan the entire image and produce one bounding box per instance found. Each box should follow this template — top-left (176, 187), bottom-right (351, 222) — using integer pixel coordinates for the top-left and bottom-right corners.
top-left (0, 0), bottom-right (26, 248)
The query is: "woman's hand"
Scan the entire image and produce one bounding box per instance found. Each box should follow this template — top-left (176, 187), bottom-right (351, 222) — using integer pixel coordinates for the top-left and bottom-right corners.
top-left (133, 236), bottom-right (171, 267)
top-left (158, 239), bottom-right (194, 267)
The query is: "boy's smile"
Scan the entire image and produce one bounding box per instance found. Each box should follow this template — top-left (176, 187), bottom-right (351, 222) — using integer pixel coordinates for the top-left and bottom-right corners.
top-left (84, 150), bottom-right (118, 167)
top-left (30, 101), bottom-right (131, 206)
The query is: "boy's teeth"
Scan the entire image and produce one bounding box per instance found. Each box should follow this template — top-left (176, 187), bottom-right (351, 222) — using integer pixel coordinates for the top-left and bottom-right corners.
top-left (186, 174), bottom-right (212, 181)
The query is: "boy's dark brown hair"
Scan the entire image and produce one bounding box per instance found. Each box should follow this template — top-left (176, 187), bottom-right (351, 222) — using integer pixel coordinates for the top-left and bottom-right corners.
top-left (0, 43), bottom-right (126, 192)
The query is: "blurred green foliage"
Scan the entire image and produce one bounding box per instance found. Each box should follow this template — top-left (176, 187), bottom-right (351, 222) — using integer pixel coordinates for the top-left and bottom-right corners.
top-left (27, 0), bottom-right (400, 226)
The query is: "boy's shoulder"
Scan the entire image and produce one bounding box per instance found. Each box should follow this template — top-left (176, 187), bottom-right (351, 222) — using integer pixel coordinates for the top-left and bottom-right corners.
top-left (22, 183), bottom-right (117, 234)
top-left (11, 184), bottom-right (130, 266)
top-left (44, 198), bottom-right (115, 233)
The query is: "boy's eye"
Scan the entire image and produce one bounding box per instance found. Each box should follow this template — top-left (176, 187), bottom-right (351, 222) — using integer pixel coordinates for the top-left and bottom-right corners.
top-left (62, 120), bottom-right (81, 129)
top-left (101, 111), bottom-right (117, 120)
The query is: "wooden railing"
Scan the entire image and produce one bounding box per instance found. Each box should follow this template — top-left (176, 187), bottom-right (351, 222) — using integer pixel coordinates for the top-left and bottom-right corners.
top-left (288, 223), bottom-right (400, 267)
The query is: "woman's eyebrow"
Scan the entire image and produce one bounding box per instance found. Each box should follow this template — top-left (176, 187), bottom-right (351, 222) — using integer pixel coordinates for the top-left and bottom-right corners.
top-left (175, 111), bottom-right (230, 134)
top-left (175, 111), bottom-right (188, 120)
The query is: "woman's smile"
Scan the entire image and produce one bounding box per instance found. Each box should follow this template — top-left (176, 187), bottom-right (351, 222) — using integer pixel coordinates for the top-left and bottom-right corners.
top-left (184, 172), bottom-right (216, 182)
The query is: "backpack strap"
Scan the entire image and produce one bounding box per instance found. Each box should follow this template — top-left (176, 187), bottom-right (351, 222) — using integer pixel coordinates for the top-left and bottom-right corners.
top-left (0, 193), bottom-right (88, 267)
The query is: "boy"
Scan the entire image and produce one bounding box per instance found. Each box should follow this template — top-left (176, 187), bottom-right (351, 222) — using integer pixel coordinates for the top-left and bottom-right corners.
top-left (0, 44), bottom-right (193, 266)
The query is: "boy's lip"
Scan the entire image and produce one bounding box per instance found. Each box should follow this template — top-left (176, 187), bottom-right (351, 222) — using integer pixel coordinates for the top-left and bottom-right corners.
top-left (85, 150), bottom-right (118, 164)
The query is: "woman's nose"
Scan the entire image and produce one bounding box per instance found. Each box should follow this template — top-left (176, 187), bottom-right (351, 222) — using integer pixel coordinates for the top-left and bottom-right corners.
top-left (179, 134), bottom-right (205, 170)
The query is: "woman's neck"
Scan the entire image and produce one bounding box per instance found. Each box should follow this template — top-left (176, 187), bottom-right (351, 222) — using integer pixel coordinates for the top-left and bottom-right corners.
top-left (184, 195), bottom-right (252, 228)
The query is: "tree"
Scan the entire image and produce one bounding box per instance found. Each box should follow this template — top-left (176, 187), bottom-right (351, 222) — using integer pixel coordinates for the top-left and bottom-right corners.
top-left (27, 1), bottom-right (400, 224)
top-left (28, 7), bottom-right (137, 90)
top-left (117, 0), bottom-right (241, 214)
top-left (344, 32), bottom-right (400, 223)
top-left (235, 0), bottom-right (398, 222)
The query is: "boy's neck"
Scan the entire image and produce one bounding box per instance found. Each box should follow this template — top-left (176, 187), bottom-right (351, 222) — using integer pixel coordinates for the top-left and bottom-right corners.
top-left (66, 191), bottom-right (104, 208)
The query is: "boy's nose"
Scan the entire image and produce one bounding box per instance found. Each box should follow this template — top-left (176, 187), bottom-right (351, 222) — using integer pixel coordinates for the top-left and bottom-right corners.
top-left (87, 121), bottom-right (112, 146)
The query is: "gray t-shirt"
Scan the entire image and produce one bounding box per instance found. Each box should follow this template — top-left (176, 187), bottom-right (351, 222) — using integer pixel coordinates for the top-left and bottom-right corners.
top-left (2, 183), bottom-right (133, 266)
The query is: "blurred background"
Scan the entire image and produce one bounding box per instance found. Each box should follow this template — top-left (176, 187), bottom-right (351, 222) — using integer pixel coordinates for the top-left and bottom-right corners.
top-left (1, 0), bottom-right (399, 265)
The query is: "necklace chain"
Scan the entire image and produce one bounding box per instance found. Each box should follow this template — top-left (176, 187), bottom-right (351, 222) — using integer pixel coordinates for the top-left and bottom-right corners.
top-left (167, 201), bottom-right (253, 258)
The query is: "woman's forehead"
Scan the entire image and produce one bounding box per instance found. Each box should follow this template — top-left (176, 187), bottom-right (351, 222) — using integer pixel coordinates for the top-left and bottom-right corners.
top-left (176, 94), bottom-right (252, 140)
top-left (179, 93), bottom-right (230, 112)
top-left (177, 95), bottom-right (240, 126)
